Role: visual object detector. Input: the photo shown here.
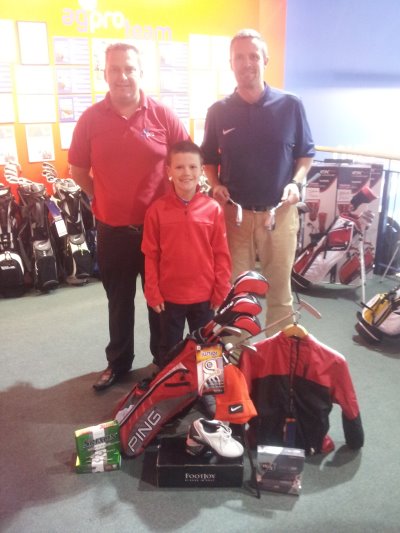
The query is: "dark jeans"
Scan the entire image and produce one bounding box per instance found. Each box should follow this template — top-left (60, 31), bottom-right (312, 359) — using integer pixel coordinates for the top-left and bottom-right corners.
top-left (160, 300), bottom-right (214, 367)
top-left (96, 221), bottom-right (161, 372)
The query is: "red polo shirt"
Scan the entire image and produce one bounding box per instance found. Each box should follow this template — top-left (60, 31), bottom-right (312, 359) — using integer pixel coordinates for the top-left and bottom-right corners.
top-left (68, 92), bottom-right (189, 226)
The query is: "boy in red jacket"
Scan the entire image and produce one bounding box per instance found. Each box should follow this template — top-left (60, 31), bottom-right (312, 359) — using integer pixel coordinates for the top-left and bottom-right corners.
top-left (142, 140), bottom-right (232, 367)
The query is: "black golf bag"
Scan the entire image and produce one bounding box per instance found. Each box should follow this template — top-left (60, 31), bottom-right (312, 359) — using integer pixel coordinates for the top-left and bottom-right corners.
top-left (43, 163), bottom-right (93, 285)
top-left (292, 186), bottom-right (376, 289)
top-left (16, 179), bottom-right (59, 293)
top-left (356, 284), bottom-right (400, 343)
top-left (0, 183), bottom-right (26, 297)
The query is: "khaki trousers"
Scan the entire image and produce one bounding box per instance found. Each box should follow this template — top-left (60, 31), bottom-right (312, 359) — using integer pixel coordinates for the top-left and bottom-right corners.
top-left (225, 203), bottom-right (299, 335)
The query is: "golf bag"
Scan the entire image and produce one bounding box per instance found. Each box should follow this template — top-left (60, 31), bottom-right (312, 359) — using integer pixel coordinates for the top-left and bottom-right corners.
top-left (115, 334), bottom-right (200, 457)
top-left (356, 284), bottom-right (400, 343)
top-left (0, 184), bottom-right (26, 297)
top-left (43, 164), bottom-right (93, 285)
top-left (16, 180), bottom-right (59, 293)
top-left (292, 186), bottom-right (376, 289)
top-left (114, 270), bottom-right (268, 458)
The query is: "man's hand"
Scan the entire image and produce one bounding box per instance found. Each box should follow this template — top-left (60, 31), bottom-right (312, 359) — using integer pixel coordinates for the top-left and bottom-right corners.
top-left (212, 184), bottom-right (230, 204)
top-left (152, 302), bottom-right (165, 313)
top-left (281, 182), bottom-right (300, 206)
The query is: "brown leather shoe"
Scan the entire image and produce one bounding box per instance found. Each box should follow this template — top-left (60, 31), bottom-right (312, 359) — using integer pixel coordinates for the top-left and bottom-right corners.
top-left (93, 367), bottom-right (119, 391)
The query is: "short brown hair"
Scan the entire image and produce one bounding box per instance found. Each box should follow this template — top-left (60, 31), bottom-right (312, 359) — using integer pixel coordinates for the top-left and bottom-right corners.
top-left (167, 140), bottom-right (203, 165)
top-left (105, 42), bottom-right (141, 67)
top-left (230, 29), bottom-right (268, 61)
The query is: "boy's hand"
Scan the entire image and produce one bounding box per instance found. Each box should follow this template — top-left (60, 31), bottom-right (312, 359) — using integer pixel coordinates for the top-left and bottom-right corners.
top-left (152, 302), bottom-right (165, 313)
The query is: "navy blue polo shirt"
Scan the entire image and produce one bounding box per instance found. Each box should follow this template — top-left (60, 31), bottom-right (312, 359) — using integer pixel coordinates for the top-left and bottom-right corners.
top-left (201, 84), bottom-right (315, 207)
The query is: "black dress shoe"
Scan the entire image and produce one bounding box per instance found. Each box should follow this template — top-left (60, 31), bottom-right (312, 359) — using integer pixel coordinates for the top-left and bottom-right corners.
top-left (93, 367), bottom-right (119, 391)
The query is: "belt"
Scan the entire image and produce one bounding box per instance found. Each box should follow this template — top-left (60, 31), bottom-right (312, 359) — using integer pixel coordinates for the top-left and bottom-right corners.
top-left (241, 205), bottom-right (274, 212)
top-left (127, 224), bottom-right (143, 233)
top-left (97, 220), bottom-right (143, 233)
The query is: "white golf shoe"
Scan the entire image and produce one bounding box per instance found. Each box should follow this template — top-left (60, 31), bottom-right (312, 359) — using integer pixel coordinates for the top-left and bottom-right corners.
top-left (186, 418), bottom-right (244, 458)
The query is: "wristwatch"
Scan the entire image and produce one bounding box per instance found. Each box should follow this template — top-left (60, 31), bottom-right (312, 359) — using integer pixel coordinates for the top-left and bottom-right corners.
top-left (290, 180), bottom-right (302, 192)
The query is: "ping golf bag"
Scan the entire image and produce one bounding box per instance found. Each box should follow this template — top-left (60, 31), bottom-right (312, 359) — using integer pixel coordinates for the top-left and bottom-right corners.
top-left (0, 183), bottom-right (26, 297)
top-left (16, 179), bottom-right (59, 293)
top-left (115, 334), bottom-right (200, 457)
top-left (43, 163), bottom-right (93, 285)
top-left (356, 284), bottom-right (400, 343)
top-left (114, 270), bottom-right (268, 458)
top-left (292, 186), bottom-right (376, 289)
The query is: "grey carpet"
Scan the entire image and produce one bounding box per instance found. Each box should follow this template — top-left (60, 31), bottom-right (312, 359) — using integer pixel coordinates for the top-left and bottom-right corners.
top-left (1, 275), bottom-right (399, 532)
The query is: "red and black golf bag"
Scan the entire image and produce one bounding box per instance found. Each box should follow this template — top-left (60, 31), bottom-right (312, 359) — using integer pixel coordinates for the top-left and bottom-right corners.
top-left (114, 335), bottom-right (200, 457)
top-left (114, 270), bottom-right (268, 458)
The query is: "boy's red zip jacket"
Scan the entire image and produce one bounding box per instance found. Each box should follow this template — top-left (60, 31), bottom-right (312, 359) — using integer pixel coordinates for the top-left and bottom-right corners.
top-left (240, 331), bottom-right (364, 454)
top-left (142, 189), bottom-right (231, 308)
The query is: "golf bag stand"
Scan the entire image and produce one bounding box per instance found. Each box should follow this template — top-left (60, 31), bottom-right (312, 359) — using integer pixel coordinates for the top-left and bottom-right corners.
top-left (52, 178), bottom-right (93, 285)
top-left (17, 181), bottom-right (59, 293)
top-left (0, 184), bottom-right (26, 297)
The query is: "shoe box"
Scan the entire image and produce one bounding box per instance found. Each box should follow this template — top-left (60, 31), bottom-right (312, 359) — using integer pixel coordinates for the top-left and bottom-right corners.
top-left (156, 436), bottom-right (244, 488)
top-left (256, 445), bottom-right (305, 496)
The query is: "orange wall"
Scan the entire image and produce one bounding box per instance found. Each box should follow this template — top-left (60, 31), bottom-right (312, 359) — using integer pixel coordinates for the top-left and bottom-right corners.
top-left (0, 0), bottom-right (286, 183)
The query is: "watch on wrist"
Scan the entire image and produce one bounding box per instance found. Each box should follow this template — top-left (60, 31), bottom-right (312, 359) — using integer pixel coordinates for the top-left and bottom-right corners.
top-left (290, 180), bottom-right (302, 193)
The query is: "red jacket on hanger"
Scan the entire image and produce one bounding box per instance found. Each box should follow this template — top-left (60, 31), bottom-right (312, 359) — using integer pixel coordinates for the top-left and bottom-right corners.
top-left (239, 331), bottom-right (364, 454)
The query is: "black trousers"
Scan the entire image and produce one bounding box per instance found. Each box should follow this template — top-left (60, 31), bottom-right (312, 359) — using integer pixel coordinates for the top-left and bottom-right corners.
top-left (96, 221), bottom-right (161, 372)
top-left (160, 301), bottom-right (214, 367)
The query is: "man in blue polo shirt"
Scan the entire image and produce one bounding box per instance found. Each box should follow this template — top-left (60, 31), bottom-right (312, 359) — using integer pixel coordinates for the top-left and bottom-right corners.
top-left (201, 28), bottom-right (315, 334)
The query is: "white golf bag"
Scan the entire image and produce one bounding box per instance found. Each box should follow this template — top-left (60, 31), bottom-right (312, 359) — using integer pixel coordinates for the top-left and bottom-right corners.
top-left (292, 186), bottom-right (376, 289)
top-left (356, 284), bottom-right (400, 343)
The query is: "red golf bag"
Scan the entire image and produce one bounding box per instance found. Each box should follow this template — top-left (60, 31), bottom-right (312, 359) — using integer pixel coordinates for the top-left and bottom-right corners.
top-left (114, 270), bottom-right (268, 458)
top-left (292, 214), bottom-right (357, 288)
top-left (114, 336), bottom-right (200, 458)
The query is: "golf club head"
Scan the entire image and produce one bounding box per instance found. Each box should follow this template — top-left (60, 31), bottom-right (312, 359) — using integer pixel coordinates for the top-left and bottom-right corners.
top-left (230, 314), bottom-right (262, 337)
top-left (222, 341), bottom-right (258, 365)
top-left (233, 271), bottom-right (269, 297)
top-left (218, 325), bottom-right (243, 337)
top-left (237, 343), bottom-right (258, 353)
top-left (216, 270), bottom-right (269, 313)
top-left (4, 162), bottom-right (21, 183)
top-left (298, 298), bottom-right (322, 319)
top-left (201, 316), bottom-right (253, 343)
top-left (214, 293), bottom-right (262, 325)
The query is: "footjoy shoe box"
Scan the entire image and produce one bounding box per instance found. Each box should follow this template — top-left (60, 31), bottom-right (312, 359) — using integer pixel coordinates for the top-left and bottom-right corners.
top-left (157, 437), bottom-right (243, 488)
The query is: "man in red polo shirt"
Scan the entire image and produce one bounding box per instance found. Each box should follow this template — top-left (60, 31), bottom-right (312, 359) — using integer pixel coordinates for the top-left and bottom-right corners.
top-left (69, 42), bottom-right (189, 390)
